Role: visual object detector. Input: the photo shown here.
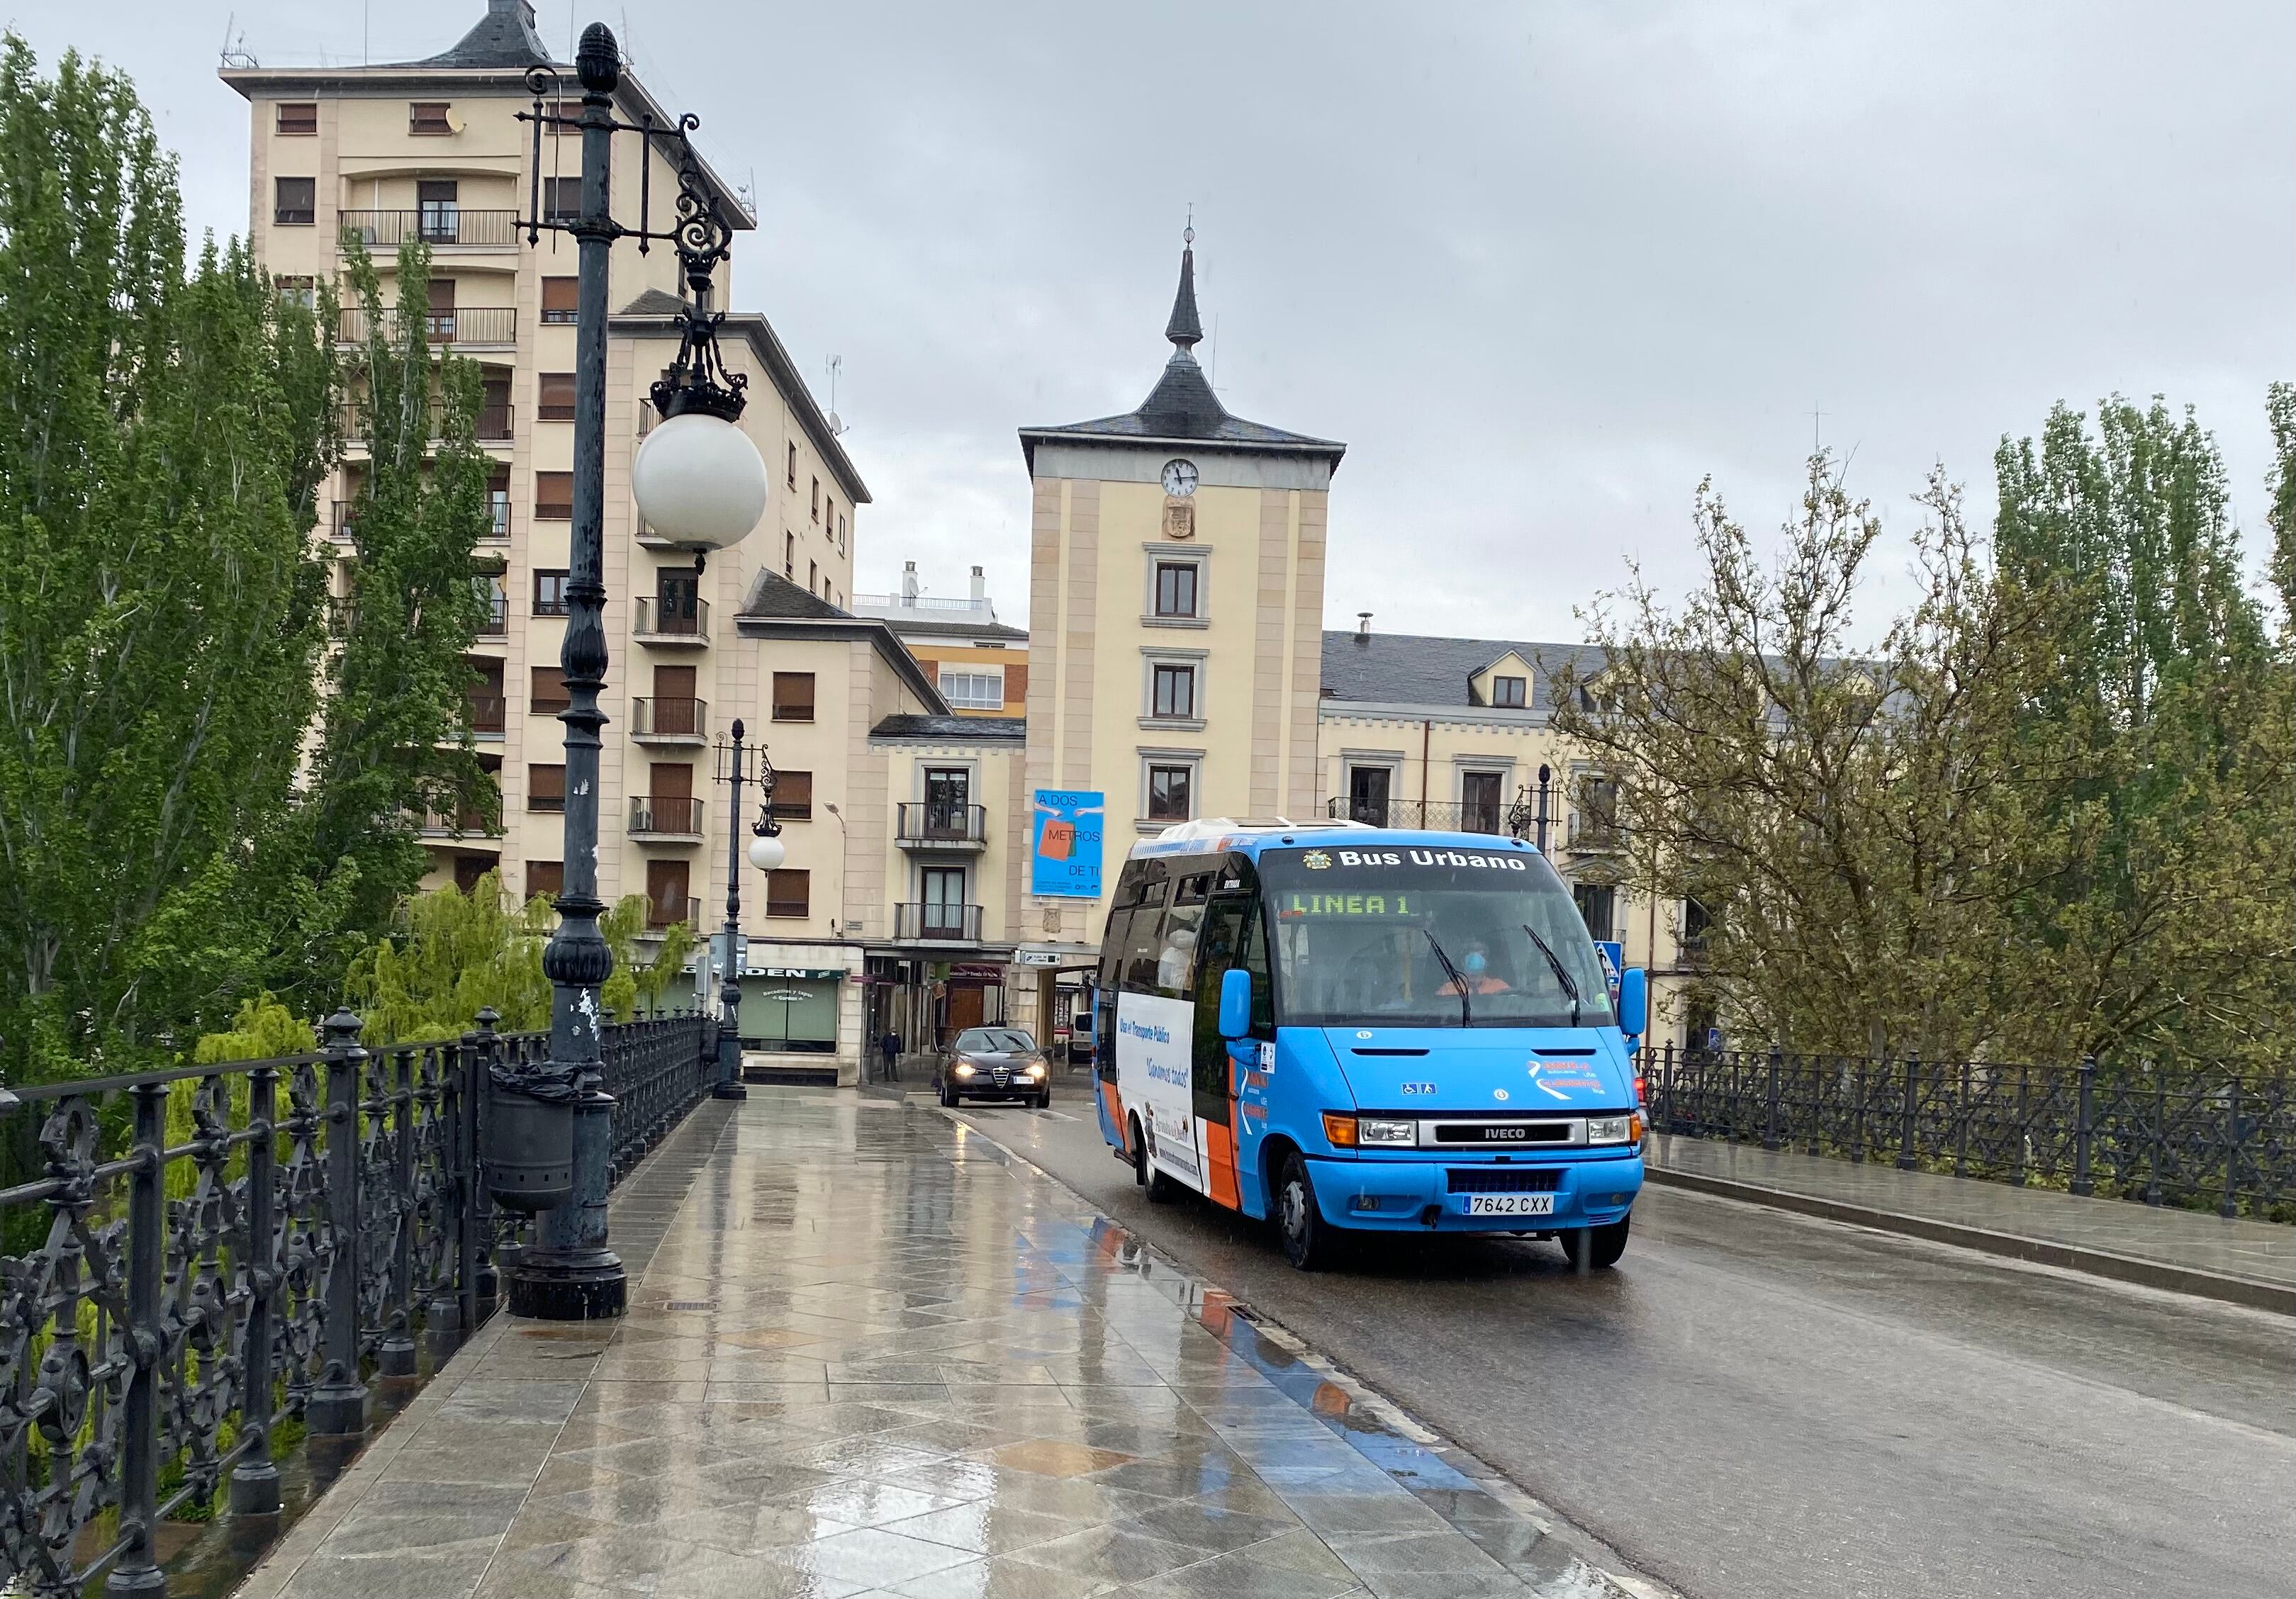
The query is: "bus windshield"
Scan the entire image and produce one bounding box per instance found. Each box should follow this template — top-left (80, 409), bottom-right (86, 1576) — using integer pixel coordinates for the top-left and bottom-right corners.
top-left (1260, 843), bottom-right (1616, 1030)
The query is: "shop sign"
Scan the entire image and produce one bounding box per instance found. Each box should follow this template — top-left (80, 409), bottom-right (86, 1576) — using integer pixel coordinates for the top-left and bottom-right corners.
top-left (756, 967), bottom-right (842, 980)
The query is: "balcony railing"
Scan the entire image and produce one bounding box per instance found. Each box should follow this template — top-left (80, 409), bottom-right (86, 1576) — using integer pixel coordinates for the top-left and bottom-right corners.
top-left (647, 894), bottom-right (701, 931)
top-left (1326, 797), bottom-right (1511, 834)
top-left (630, 696), bottom-right (707, 741)
top-left (484, 495), bottom-right (510, 541)
top-left (338, 306), bottom-right (517, 347)
top-left (338, 400), bottom-right (514, 444)
top-left (893, 902), bottom-right (985, 942)
top-left (629, 795), bottom-right (704, 837)
top-left (478, 608), bottom-right (508, 638)
top-left (1566, 810), bottom-right (1623, 851)
top-left (469, 695), bottom-right (505, 735)
top-left (331, 500), bottom-right (359, 541)
top-left (895, 802), bottom-right (988, 848)
top-left (633, 595), bottom-right (710, 644)
top-left (419, 807), bottom-right (499, 839)
top-left (340, 208), bottom-right (521, 248)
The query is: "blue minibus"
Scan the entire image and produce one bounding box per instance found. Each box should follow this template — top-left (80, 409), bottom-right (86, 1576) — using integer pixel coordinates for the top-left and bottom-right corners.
top-left (1092, 819), bottom-right (1648, 1269)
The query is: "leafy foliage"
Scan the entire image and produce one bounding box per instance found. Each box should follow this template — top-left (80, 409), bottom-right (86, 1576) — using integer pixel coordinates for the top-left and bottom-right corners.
top-left (1555, 396), bottom-right (2293, 1070)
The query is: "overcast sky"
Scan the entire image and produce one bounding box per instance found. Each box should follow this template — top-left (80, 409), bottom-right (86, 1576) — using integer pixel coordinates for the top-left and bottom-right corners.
top-left (18, 1), bottom-right (2292, 641)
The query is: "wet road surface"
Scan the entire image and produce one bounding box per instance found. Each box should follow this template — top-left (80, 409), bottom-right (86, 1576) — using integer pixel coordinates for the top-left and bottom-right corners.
top-left (956, 1096), bottom-right (2296, 1599)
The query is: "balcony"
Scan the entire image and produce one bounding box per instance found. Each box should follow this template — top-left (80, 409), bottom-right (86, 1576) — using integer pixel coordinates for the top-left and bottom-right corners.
top-left (338, 306), bottom-right (516, 349)
top-left (893, 902), bottom-right (985, 943)
top-left (339, 208), bottom-right (520, 249)
top-left (630, 696), bottom-right (707, 744)
top-left (629, 795), bottom-right (703, 841)
top-left (339, 400), bottom-right (514, 447)
top-left (646, 895), bottom-right (701, 931)
top-left (632, 596), bottom-right (710, 646)
top-left (478, 607), bottom-right (508, 639)
top-left (895, 802), bottom-right (988, 851)
top-left (483, 496), bottom-right (510, 543)
top-left (469, 695), bottom-right (506, 736)
top-left (1325, 798), bottom-right (1511, 835)
top-left (419, 807), bottom-right (500, 843)
top-left (1565, 810), bottom-right (1623, 853)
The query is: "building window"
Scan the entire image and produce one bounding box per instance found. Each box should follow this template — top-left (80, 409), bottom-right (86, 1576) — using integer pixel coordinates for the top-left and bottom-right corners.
top-left (481, 575), bottom-right (508, 634)
top-left (533, 570), bottom-right (571, 616)
top-left (526, 860), bottom-right (563, 900)
top-left (529, 764), bottom-right (566, 812)
top-left (783, 531), bottom-right (794, 578)
top-left (825, 495), bottom-right (836, 534)
top-left (541, 276), bottom-right (578, 324)
top-left (408, 101), bottom-right (454, 135)
top-left (1147, 764), bottom-right (1192, 822)
top-left (486, 466), bottom-right (510, 539)
top-left (939, 668), bottom-right (1004, 710)
top-left (1574, 882), bottom-right (1618, 944)
top-left (273, 176), bottom-right (315, 226)
top-left (424, 277), bottom-right (457, 338)
top-left (772, 671), bottom-right (815, 722)
top-left (274, 101), bottom-right (317, 135)
top-left (836, 514), bottom-right (846, 551)
top-left (810, 476), bottom-right (819, 521)
top-left (537, 371), bottom-right (576, 420)
top-left (770, 770), bottom-right (813, 821)
top-left (765, 869), bottom-right (810, 919)
top-left (919, 866), bottom-right (968, 936)
top-left (1460, 771), bottom-right (1505, 834)
top-left (542, 176), bottom-right (580, 225)
top-left (1572, 773), bottom-right (1620, 846)
top-left (273, 274), bottom-right (317, 307)
top-left (530, 666), bottom-right (569, 713)
top-left (1150, 663), bottom-right (1196, 720)
top-left (1345, 765), bottom-right (1393, 827)
top-left (1491, 674), bottom-right (1528, 709)
top-left (415, 179), bottom-right (459, 242)
top-left (645, 859), bottom-right (692, 928)
top-left (1681, 896), bottom-right (1713, 953)
top-left (785, 441), bottom-right (797, 487)
top-left (534, 471), bottom-right (572, 520)
top-left (809, 559), bottom-right (818, 594)
top-left (1153, 561), bottom-right (1199, 618)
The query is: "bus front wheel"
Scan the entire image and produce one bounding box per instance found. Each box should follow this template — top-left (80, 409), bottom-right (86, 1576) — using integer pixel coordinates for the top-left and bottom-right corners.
top-left (1277, 1152), bottom-right (1340, 1271)
top-left (1560, 1216), bottom-right (1630, 1271)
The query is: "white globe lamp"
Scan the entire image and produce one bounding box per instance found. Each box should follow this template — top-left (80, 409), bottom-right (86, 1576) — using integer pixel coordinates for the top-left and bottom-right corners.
top-left (747, 829), bottom-right (786, 873)
top-left (632, 410), bottom-right (768, 553)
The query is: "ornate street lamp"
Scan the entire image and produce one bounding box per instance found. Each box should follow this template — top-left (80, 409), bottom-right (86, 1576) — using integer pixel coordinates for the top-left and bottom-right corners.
top-left (487, 23), bottom-right (763, 1322)
top-left (710, 724), bottom-right (785, 1099)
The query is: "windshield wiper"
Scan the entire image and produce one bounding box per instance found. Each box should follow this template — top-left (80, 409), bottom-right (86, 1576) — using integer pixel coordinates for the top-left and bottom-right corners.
top-left (1521, 924), bottom-right (1582, 1027)
top-left (1423, 930), bottom-right (1472, 1027)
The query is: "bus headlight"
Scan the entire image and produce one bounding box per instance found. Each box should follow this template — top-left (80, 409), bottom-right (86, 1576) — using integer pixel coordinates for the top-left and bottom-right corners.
top-left (1357, 1119), bottom-right (1416, 1146)
top-left (1586, 1114), bottom-right (1640, 1145)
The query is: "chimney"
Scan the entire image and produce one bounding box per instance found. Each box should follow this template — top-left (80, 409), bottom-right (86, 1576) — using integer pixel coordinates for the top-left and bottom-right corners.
top-left (1357, 612), bottom-right (1372, 639)
top-left (901, 561), bottom-right (918, 607)
top-left (969, 566), bottom-right (986, 607)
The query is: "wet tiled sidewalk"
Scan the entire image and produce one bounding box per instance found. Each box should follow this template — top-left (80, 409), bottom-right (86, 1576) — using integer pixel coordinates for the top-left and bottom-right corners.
top-left (1647, 1132), bottom-right (2293, 1309)
top-left (240, 1089), bottom-right (1640, 1599)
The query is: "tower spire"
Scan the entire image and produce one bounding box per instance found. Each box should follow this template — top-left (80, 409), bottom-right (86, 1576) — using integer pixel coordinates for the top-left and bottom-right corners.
top-left (1164, 221), bottom-right (1203, 350)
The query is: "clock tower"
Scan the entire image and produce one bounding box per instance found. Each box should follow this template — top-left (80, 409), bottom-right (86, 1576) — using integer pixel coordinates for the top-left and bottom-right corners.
top-left (1014, 235), bottom-right (1345, 955)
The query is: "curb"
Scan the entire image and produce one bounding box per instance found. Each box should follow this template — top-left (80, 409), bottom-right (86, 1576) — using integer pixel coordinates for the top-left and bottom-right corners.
top-left (1642, 1165), bottom-right (2294, 1317)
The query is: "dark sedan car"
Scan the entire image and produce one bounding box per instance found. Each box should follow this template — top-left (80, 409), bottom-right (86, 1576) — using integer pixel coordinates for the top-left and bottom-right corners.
top-left (938, 1028), bottom-right (1052, 1108)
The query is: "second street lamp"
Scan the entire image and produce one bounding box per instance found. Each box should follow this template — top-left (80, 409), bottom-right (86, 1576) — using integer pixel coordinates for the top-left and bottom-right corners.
top-left (493, 21), bottom-right (762, 1321)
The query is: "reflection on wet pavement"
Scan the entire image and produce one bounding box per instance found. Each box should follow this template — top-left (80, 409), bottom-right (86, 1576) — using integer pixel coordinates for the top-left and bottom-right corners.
top-left (238, 1088), bottom-right (1634, 1599)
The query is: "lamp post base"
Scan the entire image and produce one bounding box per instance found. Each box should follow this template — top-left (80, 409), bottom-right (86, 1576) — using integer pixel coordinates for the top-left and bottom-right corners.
top-left (505, 1247), bottom-right (626, 1320)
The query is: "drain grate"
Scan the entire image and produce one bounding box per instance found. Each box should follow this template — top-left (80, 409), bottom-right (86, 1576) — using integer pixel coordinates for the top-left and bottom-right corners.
top-left (663, 1301), bottom-right (717, 1312)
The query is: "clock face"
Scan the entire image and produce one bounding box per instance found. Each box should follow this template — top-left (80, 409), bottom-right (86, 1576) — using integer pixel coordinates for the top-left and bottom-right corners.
top-left (1161, 459), bottom-right (1199, 497)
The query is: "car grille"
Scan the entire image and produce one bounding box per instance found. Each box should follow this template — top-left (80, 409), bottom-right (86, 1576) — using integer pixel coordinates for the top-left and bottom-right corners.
top-left (1446, 1167), bottom-right (1562, 1194)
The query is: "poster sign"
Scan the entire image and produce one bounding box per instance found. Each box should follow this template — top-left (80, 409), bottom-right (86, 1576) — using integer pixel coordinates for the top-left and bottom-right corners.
top-left (1593, 941), bottom-right (1623, 1003)
top-left (1031, 790), bottom-right (1104, 898)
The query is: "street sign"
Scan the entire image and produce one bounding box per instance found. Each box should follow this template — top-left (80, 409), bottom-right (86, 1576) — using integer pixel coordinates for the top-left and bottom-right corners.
top-left (1015, 950), bottom-right (1063, 968)
top-left (1031, 789), bottom-right (1104, 898)
top-left (1594, 941), bottom-right (1623, 1002)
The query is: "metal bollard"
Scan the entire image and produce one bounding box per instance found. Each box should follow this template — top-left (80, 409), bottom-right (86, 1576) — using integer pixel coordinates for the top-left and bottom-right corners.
top-left (307, 1009), bottom-right (369, 1437)
top-left (230, 1065), bottom-right (284, 1515)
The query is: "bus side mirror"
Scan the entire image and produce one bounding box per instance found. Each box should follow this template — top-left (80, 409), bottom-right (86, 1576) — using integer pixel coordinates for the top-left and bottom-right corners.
top-left (1618, 967), bottom-right (1647, 1040)
top-left (1219, 968), bottom-right (1253, 1040)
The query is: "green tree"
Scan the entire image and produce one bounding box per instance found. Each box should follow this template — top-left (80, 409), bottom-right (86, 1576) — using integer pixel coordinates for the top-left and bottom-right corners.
top-left (2267, 381), bottom-right (2296, 632)
top-left (0, 38), bottom-right (338, 1078)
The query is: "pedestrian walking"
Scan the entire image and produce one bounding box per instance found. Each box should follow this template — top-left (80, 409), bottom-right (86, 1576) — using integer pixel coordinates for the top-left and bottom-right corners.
top-left (879, 1027), bottom-right (901, 1082)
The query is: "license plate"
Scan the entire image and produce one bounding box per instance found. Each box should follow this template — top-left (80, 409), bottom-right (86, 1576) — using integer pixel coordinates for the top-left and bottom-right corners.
top-left (1465, 1194), bottom-right (1555, 1217)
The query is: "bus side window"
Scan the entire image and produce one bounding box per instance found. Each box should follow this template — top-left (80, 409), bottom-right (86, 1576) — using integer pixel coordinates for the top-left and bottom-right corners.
top-left (1097, 907), bottom-right (1133, 993)
top-left (1157, 873), bottom-right (1210, 998)
top-left (1121, 881), bottom-right (1169, 992)
top-left (1241, 904), bottom-right (1275, 1033)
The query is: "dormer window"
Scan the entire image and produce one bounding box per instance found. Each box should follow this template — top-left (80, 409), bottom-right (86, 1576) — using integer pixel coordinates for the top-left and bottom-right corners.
top-left (409, 102), bottom-right (454, 135)
top-left (1492, 674), bottom-right (1527, 709)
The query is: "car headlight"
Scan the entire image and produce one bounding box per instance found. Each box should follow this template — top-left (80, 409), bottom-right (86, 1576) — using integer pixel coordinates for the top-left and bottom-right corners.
top-left (953, 1062), bottom-right (976, 1078)
top-left (1586, 1113), bottom-right (1641, 1145)
top-left (1357, 1118), bottom-right (1416, 1146)
top-left (1026, 1063), bottom-right (1046, 1079)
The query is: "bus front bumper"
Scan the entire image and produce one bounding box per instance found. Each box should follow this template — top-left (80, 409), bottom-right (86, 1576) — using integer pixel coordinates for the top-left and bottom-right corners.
top-left (1304, 1152), bottom-right (1644, 1233)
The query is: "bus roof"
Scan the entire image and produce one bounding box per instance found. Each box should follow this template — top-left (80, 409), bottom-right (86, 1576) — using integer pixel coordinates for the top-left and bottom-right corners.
top-left (1126, 819), bottom-right (1547, 862)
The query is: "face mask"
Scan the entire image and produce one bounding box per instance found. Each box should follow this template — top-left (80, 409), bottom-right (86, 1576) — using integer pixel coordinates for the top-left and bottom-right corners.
top-left (1462, 951), bottom-right (1488, 974)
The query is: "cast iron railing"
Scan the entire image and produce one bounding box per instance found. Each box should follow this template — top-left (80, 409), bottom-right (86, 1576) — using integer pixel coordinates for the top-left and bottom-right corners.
top-left (1639, 1043), bottom-right (2296, 1221)
top-left (1324, 797), bottom-right (1510, 834)
top-left (0, 1005), bottom-right (710, 1596)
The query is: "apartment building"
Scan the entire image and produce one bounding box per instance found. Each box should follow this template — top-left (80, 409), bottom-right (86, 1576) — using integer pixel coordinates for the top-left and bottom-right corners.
top-left (224, 0), bottom-right (883, 1059)
top-left (851, 563), bottom-right (1030, 717)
